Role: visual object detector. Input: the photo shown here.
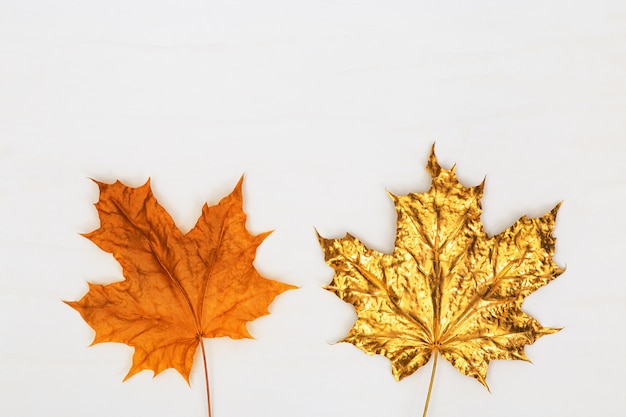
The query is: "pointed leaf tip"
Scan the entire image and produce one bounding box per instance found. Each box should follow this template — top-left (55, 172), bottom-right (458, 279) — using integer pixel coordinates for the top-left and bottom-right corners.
top-left (235, 174), bottom-right (245, 190)
top-left (426, 145), bottom-right (441, 177)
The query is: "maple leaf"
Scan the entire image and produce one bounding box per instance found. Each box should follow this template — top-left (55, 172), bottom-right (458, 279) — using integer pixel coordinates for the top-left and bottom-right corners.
top-left (318, 147), bottom-right (563, 414)
top-left (66, 177), bottom-right (295, 416)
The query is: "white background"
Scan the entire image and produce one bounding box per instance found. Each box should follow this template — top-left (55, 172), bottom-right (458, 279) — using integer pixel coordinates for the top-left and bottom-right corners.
top-left (1, 1), bottom-right (625, 416)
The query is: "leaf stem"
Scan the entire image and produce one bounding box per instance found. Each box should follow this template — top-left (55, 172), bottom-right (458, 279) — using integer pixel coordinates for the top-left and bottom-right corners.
top-left (199, 338), bottom-right (212, 417)
top-left (422, 352), bottom-right (438, 417)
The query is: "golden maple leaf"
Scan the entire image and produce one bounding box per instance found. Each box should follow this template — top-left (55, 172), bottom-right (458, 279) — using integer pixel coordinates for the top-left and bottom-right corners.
top-left (66, 177), bottom-right (295, 416)
top-left (319, 147), bottom-right (563, 412)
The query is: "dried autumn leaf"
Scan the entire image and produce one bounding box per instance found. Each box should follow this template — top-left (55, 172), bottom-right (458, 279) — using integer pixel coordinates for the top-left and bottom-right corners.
top-left (319, 147), bottom-right (563, 414)
top-left (66, 177), bottom-right (295, 416)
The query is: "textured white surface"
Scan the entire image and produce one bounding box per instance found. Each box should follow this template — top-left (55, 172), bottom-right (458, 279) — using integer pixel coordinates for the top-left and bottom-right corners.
top-left (0, 1), bottom-right (625, 416)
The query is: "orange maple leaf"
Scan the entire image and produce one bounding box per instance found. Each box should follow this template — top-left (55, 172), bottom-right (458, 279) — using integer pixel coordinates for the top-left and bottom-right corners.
top-left (66, 177), bottom-right (295, 413)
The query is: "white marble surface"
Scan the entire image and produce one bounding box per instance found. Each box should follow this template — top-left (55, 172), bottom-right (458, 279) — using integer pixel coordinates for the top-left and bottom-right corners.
top-left (1, 1), bottom-right (625, 416)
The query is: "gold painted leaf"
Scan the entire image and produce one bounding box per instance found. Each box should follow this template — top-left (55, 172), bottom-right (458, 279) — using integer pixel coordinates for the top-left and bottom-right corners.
top-left (319, 147), bottom-right (564, 390)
